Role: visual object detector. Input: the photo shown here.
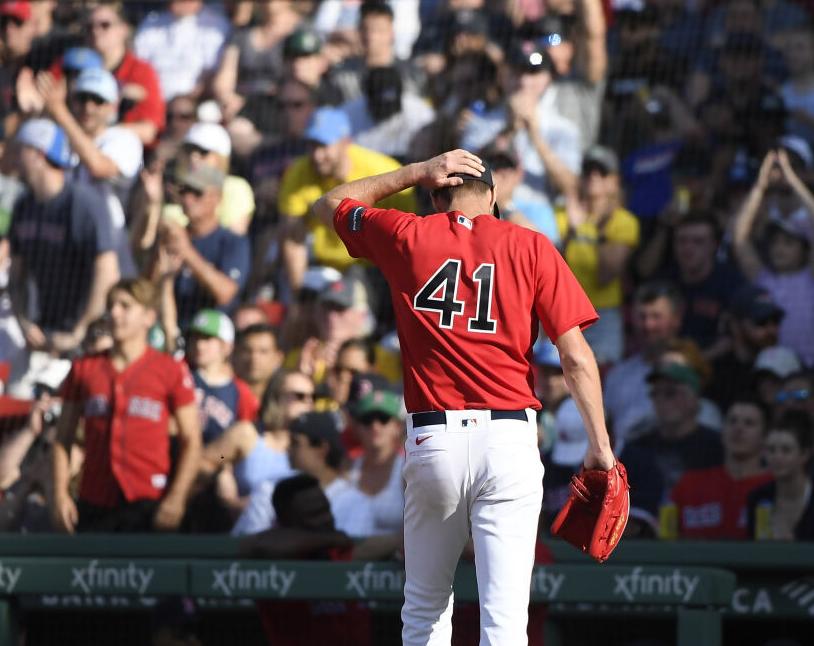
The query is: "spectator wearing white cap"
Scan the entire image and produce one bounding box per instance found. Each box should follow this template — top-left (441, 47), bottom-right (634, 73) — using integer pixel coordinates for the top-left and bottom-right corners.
top-left (752, 346), bottom-right (802, 410)
top-left (8, 118), bottom-right (119, 359)
top-left (179, 121), bottom-right (254, 235)
top-left (36, 66), bottom-right (142, 280)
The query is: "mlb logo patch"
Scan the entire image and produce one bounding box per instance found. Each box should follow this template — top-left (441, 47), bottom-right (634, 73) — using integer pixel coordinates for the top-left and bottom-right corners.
top-left (462, 418), bottom-right (478, 427)
top-left (456, 215), bottom-right (473, 230)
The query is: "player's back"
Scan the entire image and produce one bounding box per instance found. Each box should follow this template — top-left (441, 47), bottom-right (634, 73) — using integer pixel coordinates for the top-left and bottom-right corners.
top-left (334, 198), bottom-right (596, 413)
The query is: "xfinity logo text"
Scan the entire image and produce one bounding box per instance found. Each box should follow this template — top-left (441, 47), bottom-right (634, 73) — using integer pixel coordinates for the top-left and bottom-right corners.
top-left (530, 569), bottom-right (565, 600)
top-left (0, 561), bottom-right (22, 594)
top-left (211, 563), bottom-right (296, 597)
top-left (345, 563), bottom-right (405, 598)
top-left (614, 567), bottom-right (699, 603)
top-left (71, 561), bottom-right (154, 595)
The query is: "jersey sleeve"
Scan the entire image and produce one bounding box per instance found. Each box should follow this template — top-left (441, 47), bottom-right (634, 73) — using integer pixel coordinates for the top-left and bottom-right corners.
top-left (533, 233), bottom-right (598, 341)
top-left (235, 378), bottom-right (260, 422)
top-left (333, 197), bottom-right (416, 267)
top-left (167, 357), bottom-right (197, 412)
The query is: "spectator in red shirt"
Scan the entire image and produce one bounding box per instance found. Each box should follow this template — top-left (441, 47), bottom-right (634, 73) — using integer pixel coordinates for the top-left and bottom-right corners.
top-left (51, 278), bottom-right (201, 533)
top-left (670, 398), bottom-right (772, 539)
top-left (47, 2), bottom-right (165, 145)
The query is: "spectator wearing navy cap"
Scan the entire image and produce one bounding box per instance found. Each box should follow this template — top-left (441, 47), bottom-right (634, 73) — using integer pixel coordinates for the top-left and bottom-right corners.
top-left (8, 118), bottom-right (119, 359)
top-left (708, 285), bottom-right (785, 411)
top-left (36, 66), bottom-right (142, 283)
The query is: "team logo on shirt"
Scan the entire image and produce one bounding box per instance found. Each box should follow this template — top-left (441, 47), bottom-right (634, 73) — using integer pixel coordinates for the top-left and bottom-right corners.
top-left (127, 397), bottom-right (163, 422)
top-left (349, 206), bottom-right (365, 232)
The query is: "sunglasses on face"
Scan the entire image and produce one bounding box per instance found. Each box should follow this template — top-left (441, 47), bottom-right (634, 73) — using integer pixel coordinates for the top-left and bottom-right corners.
top-left (650, 386), bottom-right (682, 400)
top-left (75, 92), bottom-right (107, 106)
top-left (178, 185), bottom-right (204, 198)
top-left (775, 389), bottom-right (811, 404)
top-left (283, 391), bottom-right (314, 402)
top-left (169, 111), bottom-right (195, 122)
top-left (582, 163), bottom-right (610, 177)
top-left (333, 365), bottom-right (361, 377)
top-left (358, 412), bottom-right (393, 426)
top-left (184, 143), bottom-right (212, 157)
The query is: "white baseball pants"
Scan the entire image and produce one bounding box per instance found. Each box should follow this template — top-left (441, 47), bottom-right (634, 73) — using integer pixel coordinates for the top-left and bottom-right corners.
top-left (401, 408), bottom-right (544, 646)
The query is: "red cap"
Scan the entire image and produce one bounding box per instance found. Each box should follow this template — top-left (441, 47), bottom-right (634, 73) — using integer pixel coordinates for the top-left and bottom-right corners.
top-left (0, 1), bottom-right (31, 21)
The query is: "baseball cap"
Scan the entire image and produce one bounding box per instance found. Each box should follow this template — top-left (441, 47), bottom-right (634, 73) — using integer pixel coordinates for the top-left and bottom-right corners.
top-left (302, 265), bottom-right (343, 295)
top-left (582, 145), bottom-right (619, 174)
top-left (283, 29), bottom-right (321, 59)
top-left (188, 309), bottom-right (235, 343)
top-left (354, 389), bottom-right (403, 420)
top-left (450, 9), bottom-right (489, 37)
top-left (533, 14), bottom-right (572, 47)
top-left (646, 362), bottom-right (701, 393)
top-left (0, 1), bottom-right (30, 21)
top-left (445, 159), bottom-right (501, 219)
top-left (16, 118), bottom-right (72, 168)
top-left (533, 339), bottom-right (561, 369)
top-left (62, 47), bottom-right (103, 73)
top-left (551, 398), bottom-right (588, 467)
top-left (175, 164), bottom-right (225, 192)
top-left (183, 122), bottom-right (232, 157)
top-left (508, 40), bottom-right (554, 73)
top-left (778, 135), bottom-right (813, 170)
top-left (304, 107), bottom-right (351, 146)
top-left (73, 68), bottom-right (119, 104)
top-left (729, 285), bottom-right (785, 324)
top-left (753, 346), bottom-right (801, 379)
top-left (318, 277), bottom-right (367, 310)
top-left (768, 207), bottom-right (814, 245)
top-left (479, 142), bottom-right (519, 171)
top-left (347, 372), bottom-right (391, 411)
top-left (290, 411), bottom-right (342, 449)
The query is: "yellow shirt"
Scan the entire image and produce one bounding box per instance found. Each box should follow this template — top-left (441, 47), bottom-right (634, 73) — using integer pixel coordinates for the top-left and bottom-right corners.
top-left (277, 144), bottom-right (417, 271)
top-left (556, 207), bottom-right (640, 309)
top-left (284, 343), bottom-right (402, 386)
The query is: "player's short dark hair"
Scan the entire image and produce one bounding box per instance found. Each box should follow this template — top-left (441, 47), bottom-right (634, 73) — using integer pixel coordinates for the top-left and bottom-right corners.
top-left (236, 323), bottom-right (279, 346)
top-left (431, 180), bottom-right (492, 210)
top-left (360, 0), bottom-right (393, 21)
top-left (272, 474), bottom-right (323, 525)
top-left (633, 280), bottom-right (685, 311)
top-left (769, 410), bottom-right (813, 452)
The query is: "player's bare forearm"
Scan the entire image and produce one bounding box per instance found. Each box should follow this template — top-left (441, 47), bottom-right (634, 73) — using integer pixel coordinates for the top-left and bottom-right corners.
top-left (555, 327), bottom-right (614, 468)
top-left (314, 149), bottom-right (485, 226)
top-left (314, 163), bottom-right (422, 227)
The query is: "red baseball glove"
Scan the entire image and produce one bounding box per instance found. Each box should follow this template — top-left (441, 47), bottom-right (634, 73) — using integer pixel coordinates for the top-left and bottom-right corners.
top-left (550, 461), bottom-right (630, 563)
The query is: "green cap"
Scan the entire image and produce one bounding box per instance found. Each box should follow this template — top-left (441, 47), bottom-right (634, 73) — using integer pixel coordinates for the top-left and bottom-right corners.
top-left (646, 363), bottom-right (700, 393)
top-left (354, 390), bottom-right (403, 420)
top-left (188, 309), bottom-right (235, 343)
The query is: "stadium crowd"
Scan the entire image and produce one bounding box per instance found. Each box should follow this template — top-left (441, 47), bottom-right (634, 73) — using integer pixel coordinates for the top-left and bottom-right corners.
top-left (1, 0), bottom-right (814, 559)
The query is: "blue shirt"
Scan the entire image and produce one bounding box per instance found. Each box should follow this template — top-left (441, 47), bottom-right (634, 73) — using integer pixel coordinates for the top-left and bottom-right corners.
top-left (174, 226), bottom-right (250, 327)
top-left (193, 371), bottom-right (243, 444)
top-left (622, 140), bottom-right (682, 220)
top-left (10, 182), bottom-right (114, 332)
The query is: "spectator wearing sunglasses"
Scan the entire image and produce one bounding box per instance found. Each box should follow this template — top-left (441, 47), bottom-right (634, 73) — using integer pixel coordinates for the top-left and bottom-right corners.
top-left (153, 164), bottom-right (250, 328)
top-left (36, 67), bottom-right (142, 285)
top-left (197, 369), bottom-right (310, 511)
top-left (774, 370), bottom-right (814, 422)
top-left (347, 388), bottom-right (405, 536)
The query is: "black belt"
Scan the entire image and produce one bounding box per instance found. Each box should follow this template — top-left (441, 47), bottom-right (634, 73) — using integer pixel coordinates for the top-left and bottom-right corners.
top-left (411, 410), bottom-right (527, 428)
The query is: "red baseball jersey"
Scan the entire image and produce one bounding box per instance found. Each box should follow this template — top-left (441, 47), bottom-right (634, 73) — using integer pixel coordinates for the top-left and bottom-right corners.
top-left (61, 348), bottom-right (197, 507)
top-left (671, 466), bottom-right (772, 540)
top-left (334, 198), bottom-right (597, 412)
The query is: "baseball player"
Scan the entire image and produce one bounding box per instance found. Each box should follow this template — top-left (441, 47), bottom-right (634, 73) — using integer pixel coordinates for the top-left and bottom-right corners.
top-left (313, 149), bottom-right (616, 645)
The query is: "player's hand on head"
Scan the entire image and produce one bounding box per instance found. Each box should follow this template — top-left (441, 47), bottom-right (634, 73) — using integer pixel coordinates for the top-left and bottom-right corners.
top-left (418, 149), bottom-right (485, 190)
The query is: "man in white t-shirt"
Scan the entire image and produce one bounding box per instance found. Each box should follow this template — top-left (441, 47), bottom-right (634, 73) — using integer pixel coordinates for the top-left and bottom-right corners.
top-left (37, 67), bottom-right (142, 277)
top-left (134, 0), bottom-right (230, 101)
top-left (232, 411), bottom-right (374, 537)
